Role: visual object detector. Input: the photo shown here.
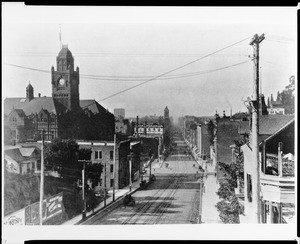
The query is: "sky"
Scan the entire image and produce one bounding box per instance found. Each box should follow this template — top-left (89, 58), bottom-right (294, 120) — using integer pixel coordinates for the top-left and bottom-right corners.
top-left (2, 4), bottom-right (298, 122)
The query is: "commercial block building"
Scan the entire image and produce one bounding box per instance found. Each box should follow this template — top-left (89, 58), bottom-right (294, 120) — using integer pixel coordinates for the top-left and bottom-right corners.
top-left (77, 139), bottom-right (141, 190)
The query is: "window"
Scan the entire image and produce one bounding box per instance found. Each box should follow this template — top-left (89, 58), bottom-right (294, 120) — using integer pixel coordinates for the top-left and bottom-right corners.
top-left (110, 179), bottom-right (114, 187)
top-left (247, 174), bottom-right (252, 202)
top-left (110, 164), bottom-right (114, 173)
top-left (95, 151), bottom-right (102, 159)
top-left (110, 151), bottom-right (114, 160)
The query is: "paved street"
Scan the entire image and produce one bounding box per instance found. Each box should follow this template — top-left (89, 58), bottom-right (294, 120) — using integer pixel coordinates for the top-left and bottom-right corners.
top-left (82, 156), bottom-right (202, 225)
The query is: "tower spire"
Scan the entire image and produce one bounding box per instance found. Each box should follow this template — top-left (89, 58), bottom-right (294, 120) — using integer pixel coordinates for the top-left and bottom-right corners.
top-left (59, 24), bottom-right (62, 49)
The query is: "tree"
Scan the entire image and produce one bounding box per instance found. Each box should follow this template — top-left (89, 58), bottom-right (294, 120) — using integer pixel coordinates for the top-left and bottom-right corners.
top-left (216, 197), bottom-right (241, 224)
top-left (280, 75), bottom-right (295, 114)
top-left (216, 139), bottom-right (246, 223)
top-left (44, 139), bottom-right (81, 183)
top-left (85, 163), bottom-right (103, 188)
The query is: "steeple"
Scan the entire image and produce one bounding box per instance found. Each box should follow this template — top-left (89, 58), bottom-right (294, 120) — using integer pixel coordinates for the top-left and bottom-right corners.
top-left (164, 106), bottom-right (169, 119)
top-left (52, 45), bottom-right (80, 111)
top-left (56, 44), bottom-right (74, 72)
top-left (26, 81), bottom-right (34, 101)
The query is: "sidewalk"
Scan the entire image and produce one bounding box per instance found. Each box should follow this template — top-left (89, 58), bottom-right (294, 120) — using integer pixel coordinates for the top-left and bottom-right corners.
top-left (183, 138), bottom-right (221, 224)
top-left (62, 180), bottom-right (141, 225)
top-left (201, 174), bottom-right (222, 224)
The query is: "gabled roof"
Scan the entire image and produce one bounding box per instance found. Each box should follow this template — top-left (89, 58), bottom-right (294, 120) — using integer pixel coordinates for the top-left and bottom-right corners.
top-left (80, 100), bottom-right (109, 115)
top-left (5, 148), bottom-right (26, 162)
top-left (11, 109), bottom-right (27, 118)
top-left (260, 118), bottom-right (295, 145)
top-left (19, 147), bottom-right (38, 157)
top-left (4, 97), bottom-right (67, 116)
top-left (259, 115), bottom-right (294, 135)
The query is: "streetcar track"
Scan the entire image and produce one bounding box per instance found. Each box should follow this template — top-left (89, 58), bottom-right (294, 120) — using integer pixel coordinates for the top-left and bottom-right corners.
top-left (85, 138), bottom-right (201, 225)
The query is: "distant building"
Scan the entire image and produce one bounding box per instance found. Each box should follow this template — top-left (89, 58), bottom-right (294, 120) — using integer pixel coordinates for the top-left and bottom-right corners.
top-left (267, 93), bottom-right (285, 115)
top-left (196, 123), bottom-right (210, 159)
top-left (136, 123), bottom-right (164, 138)
top-left (178, 116), bottom-right (184, 128)
top-left (114, 108), bottom-right (125, 119)
top-left (164, 106), bottom-right (169, 120)
top-left (115, 118), bottom-right (131, 135)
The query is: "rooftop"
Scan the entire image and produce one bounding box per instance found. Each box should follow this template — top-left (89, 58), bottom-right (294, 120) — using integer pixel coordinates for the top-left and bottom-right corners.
top-left (4, 97), bottom-right (67, 116)
top-left (259, 115), bottom-right (294, 135)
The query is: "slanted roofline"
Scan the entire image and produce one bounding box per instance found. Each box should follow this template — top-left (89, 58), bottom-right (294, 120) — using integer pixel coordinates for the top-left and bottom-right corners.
top-left (259, 119), bottom-right (295, 146)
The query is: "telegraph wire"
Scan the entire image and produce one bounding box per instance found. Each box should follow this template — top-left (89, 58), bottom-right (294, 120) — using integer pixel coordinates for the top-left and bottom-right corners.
top-left (3, 52), bottom-right (249, 58)
top-left (93, 36), bottom-right (252, 104)
top-left (4, 35), bottom-right (252, 109)
top-left (4, 60), bottom-right (250, 81)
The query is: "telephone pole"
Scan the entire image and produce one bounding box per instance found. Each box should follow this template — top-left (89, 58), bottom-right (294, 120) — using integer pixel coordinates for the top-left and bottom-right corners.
top-left (39, 129), bottom-right (45, 225)
top-left (249, 33), bottom-right (265, 223)
top-left (113, 134), bottom-right (116, 201)
top-left (78, 160), bottom-right (90, 220)
top-left (104, 162), bottom-right (107, 206)
top-left (129, 144), bottom-right (133, 192)
top-left (80, 160), bottom-right (87, 220)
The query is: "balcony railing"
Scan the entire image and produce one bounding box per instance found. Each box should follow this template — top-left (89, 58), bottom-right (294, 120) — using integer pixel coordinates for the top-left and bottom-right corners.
top-left (260, 172), bottom-right (295, 204)
top-left (265, 153), bottom-right (294, 177)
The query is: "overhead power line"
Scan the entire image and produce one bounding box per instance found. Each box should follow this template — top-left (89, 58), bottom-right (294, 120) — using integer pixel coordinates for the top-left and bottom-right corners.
top-left (4, 35), bottom-right (252, 110)
top-left (3, 51), bottom-right (249, 58)
top-left (92, 36), bottom-right (252, 105)
top-left (4, 60), bottom-right (250, 81)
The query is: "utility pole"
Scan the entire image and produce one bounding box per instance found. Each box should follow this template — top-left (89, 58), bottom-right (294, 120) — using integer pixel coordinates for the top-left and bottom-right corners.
top-left (80, 160), bottom-right (87, 220)
top-left (39, 129), bottom-right (45, 225)
top-left (113, 134), bottom-right (116, 201)
top-left (104, 162), bottom-right (107, 206)
top-left (198, 178), bottom-right (204, 224)
top-left (249, 33), bottom-right (265, 223)
top-left (129, 144), bottom-right (133, 192)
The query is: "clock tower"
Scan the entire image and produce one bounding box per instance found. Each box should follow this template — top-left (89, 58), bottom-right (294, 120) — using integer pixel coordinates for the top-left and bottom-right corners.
top-left (52, 44), bottom-right (80, 111)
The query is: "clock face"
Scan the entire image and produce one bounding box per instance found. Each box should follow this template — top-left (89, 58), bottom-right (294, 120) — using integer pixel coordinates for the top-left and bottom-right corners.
top-left (59, 78), bottom-right (65, 86)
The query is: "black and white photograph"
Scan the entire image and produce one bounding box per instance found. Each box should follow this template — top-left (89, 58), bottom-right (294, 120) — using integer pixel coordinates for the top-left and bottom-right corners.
top-left (2, 3), bottom-right (297, 242)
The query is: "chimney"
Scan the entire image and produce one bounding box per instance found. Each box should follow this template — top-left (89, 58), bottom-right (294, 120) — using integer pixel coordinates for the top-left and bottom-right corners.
top-left (230, 109), bottom-right (232, 118)
top-left (38, 93), bottom-right (41, 97)
top-left (136, 116), bottom-right (139, 134)
top-left (223, 110), bottom-right (226, 118)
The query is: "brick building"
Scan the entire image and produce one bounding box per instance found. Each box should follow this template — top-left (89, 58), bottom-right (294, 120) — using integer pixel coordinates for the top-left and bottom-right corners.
top-left (77, 139), bottom-right (141, 190)
top-left (4, 45), bottom-right (114, 143)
